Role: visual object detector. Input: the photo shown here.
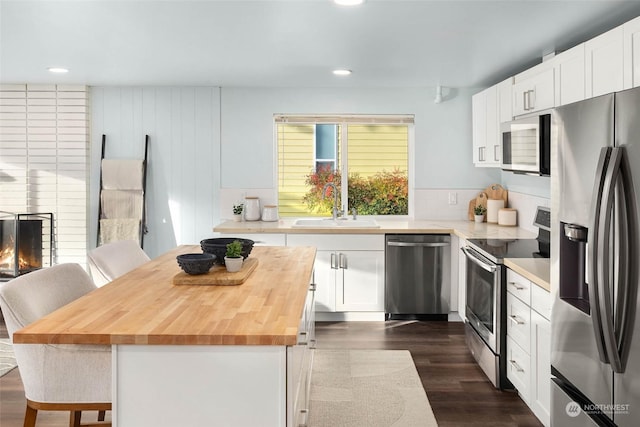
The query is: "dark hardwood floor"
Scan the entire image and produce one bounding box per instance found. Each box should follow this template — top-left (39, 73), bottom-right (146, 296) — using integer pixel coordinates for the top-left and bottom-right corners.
top-left (0, 319), bottom-right (541, 427)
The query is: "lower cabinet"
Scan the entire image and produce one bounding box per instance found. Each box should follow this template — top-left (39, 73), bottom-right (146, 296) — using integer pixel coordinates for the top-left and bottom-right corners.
top-left (287, 234), bottom-right (385, 314)
top-left (288, 282), bottom-right (315, 427)
top-left (506, 268), bottom-right (551, 427)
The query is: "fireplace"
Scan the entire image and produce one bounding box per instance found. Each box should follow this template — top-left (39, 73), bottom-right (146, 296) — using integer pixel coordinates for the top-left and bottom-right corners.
top-left (0, 212), bottom-right (53, 280)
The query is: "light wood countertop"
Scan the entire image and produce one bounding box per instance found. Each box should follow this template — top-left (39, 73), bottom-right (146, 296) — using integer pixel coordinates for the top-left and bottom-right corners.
top-left (13, 245), bottom-right (316, 346)
top-left (214, 218), bottom-right (537, 240)
top-left (504, 258), bottom-right (550, 291)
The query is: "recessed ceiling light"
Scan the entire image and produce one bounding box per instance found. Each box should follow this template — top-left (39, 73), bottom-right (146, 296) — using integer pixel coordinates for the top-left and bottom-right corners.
top-left (333, 69), bottom-right (352, 76)
top-left (47, 67), bottom-right (69, 73)
top-left (334, 0), bottom-right (365, 5)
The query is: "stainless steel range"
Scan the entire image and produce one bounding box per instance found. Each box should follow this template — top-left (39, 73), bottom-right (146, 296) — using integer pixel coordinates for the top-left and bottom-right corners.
top-left (462, 206), bottom-right (550, 389)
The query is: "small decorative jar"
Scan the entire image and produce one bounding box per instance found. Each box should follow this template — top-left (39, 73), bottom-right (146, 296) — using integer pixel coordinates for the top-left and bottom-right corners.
top-left (244, 197), bottom-right (261, 221)
top-left (262, 205), bottom-right (279, 222)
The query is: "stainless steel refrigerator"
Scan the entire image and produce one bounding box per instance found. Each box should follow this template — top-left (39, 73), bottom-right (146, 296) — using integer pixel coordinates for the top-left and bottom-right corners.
top-left (551, 87), bottom-right (640, 426)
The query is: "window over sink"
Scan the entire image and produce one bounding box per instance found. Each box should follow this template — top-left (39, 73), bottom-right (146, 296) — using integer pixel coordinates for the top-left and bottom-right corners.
top-left (275, 115), bottom-right (413, 217)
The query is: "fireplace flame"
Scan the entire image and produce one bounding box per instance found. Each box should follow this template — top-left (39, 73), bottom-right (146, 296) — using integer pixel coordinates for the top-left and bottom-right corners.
top-left (0, 236), bottom-right (41, 271)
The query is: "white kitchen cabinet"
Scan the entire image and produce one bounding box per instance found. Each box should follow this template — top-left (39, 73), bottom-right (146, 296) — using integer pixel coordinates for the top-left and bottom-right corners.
top-left (554, 43), bottom-right (586, 106)
top-left (623, 16), bottom-right (640, 89)
top-left (217, 232), bottom-right (286, 246)
top-left (472, 85), bottom-right (501, 167)
top-left (530, 309), bottom-right (551, 427)
top-left (512, 63), bottom-right (555, 116)
top-left (336, 250), bottom-right (384, 312)
top-left (585, 25), bottom-right (624, 98)
top-left (505, 268), bottom-right (550, 427)
top-left (497, 77), bottom-right (513, 124)
top-left (288, 282), bottom-right (315, 427)
top-left (457, 237), bottom-right (467, 320)
top-left (287, 234), bottom-right (385, 315)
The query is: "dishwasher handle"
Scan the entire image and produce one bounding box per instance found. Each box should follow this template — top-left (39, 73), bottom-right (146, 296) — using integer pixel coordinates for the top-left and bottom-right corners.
top-left (387, 241), bottom-right (450, 248)
top-left (461, 246), bottom-right (497, 273)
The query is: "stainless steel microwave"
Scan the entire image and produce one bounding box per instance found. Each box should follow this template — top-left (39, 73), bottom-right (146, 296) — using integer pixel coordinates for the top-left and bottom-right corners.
top-left (501, 113), bottom-right (551, 176)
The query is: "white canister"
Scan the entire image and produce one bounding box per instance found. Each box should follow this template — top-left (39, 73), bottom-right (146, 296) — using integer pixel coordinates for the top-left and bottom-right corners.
top-left (498, 208), bottom-right (518, 226)
top-left (262, 205), bottom-right (279, 222)
top-left (486, 199), bottom-right (505, 223)
top-left (244, 197), bottom-right (261, 221)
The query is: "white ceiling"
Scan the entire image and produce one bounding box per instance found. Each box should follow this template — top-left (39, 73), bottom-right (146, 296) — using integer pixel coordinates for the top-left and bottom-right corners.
top-left (2, 0), bottom-right (640, 88)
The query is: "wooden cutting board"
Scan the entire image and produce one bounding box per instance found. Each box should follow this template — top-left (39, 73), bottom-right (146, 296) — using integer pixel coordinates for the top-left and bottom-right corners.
top-left (485, 183), bottom-right (508, 206)
top-left (173, 257), bottom-right (259, 286)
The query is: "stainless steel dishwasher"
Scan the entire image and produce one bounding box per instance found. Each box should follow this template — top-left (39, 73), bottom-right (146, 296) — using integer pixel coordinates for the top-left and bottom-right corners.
top-left (385, 234), bottom-right (451, 320)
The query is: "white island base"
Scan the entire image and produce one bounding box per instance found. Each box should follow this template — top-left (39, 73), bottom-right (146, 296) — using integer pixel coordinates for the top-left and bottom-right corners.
top-left (113, 345), bottom-right (306, 427)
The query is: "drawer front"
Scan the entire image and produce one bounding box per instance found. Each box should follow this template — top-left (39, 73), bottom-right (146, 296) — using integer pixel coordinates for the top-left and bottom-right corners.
top-left (286, 234), bottom-right (384, 251)
top-left (507, 292), bottom-right (531, 353)
top-left (219, 233), bottom-right (286, 246)
top-left (506, 269), bottom-right (531, 305)
top-left (507, 336), bottom-right (531, 404)
top-left (531, 284), bottom-right (551, 320)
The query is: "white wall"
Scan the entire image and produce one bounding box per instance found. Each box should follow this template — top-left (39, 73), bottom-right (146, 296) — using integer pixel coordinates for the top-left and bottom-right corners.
top-left (90, 87), bottom-right (220, 258)
top-left (219, 87), bottom-right (501, 217)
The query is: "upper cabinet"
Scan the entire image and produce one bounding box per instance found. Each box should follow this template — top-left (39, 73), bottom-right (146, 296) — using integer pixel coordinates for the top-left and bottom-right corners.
top-left (585, 26), bottom-right (624, 98)
top-left (472, 77), bottom-right (512, 168)
top-left (623, 16), bottom-right (640, 89)
top-left (512, 63), bottom-right (555, 116)
top-left (554, 44), bottom-right (586, 106)
top-left (472, 85), bottom-right (500, 167)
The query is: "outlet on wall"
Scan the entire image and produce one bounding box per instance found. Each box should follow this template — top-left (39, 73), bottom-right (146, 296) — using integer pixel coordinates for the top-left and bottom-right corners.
top-left (448, 192), bottom-right (457, 205)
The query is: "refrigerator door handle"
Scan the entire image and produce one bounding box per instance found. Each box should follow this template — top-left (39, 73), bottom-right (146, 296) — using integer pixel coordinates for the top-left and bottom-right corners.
top-left (598, 147), bottom-right (624, 372)
top-left (587, 146), bottom-right (611, 364)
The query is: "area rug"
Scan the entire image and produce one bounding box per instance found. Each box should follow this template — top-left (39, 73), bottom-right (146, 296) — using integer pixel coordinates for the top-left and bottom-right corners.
top-left (309, 350), bottom-right (438, 427)
top-left (0, 338), bottom-right (17, 377)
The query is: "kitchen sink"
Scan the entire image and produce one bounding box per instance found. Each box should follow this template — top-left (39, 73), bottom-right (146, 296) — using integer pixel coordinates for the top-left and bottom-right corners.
top-left (292, 218), bottom-right (380, 228)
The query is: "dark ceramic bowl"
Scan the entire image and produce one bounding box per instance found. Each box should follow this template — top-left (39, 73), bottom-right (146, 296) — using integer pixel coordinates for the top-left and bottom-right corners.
top-left (200, 238), bottom-right (254, 265)
top-left (176, 253), bottom-right (217, 275)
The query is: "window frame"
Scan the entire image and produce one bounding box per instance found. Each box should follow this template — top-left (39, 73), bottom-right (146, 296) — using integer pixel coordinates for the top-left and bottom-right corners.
top-left (274, 114), bottom-right (415, 218)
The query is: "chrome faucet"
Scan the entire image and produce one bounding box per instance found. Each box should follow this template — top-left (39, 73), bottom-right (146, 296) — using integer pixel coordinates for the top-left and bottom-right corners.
top-left (322, 182), bottom-right (342, 220)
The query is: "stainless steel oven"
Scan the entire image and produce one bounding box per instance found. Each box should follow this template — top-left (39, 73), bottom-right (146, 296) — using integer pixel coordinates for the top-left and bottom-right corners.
top-left (461, 245), bottom-right (507, 389)
top-left (461, 206), bottom-right (551, 390)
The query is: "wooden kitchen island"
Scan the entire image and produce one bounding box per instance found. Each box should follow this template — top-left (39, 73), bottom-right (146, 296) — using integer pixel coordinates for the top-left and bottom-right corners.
top-left (13, 245), bottom-right (317, 427)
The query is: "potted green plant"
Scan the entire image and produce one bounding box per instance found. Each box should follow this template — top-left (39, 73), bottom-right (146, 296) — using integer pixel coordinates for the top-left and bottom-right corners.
top-left (474, 204), bottom-right (486, 223)
top-left (232, 203), bottom-right (244, 222)
top-left (224, 240), bottom-right (244, 272)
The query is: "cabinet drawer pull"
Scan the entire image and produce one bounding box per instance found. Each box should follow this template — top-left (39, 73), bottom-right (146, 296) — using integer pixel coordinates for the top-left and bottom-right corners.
top-left (509, 359), bottom-right (525, 372)
top-left (309, 283), bottom-right (316, 292)
top-left (509, 314), bottom-right (525, 325)
top-left (509, 282), bottom-right (525, 291)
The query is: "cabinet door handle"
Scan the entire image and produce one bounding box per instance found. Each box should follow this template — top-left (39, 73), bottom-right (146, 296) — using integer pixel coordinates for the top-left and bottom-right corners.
top-left (509, 282), bottom-right (525, 291)
top-left (494, 145), bottom-right (500, 161)
top-left (339, 253), bottom-right (347, 269)
top-left (478, 146), bottom-right (485, 162)
top-left (330, 253), bottom-right (338, 269)
top-left (509, 359), bottom-right (525, 372)
top-left (528, 89), bottom-right (536, 110)
top-left (509, 314), bottom-right (525, 325)
top-left (523, 91), bottom-right (528, 111)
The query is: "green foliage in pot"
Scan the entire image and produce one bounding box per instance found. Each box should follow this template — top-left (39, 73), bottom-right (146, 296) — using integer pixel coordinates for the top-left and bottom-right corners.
top-left (474, 204), bottom-right (486, 215)
top-left (233, 203), bottom-right (244, 215)
top-left (226, 240), bottom-right (243, 258)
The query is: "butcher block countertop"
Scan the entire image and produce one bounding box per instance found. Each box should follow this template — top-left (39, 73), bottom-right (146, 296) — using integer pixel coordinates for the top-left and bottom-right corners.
top-left (13, 245), bottom-right (316, 346)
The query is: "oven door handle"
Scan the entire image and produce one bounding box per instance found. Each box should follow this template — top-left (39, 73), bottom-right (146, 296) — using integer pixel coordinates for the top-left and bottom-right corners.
top-left (461, 247), bottom-right (497, 273)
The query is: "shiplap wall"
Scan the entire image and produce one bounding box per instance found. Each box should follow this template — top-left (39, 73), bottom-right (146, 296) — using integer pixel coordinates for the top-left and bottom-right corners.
top-left (90, 87), bottom-right (221, 258)
top-left (0, 84), bottom-right (89, 266)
